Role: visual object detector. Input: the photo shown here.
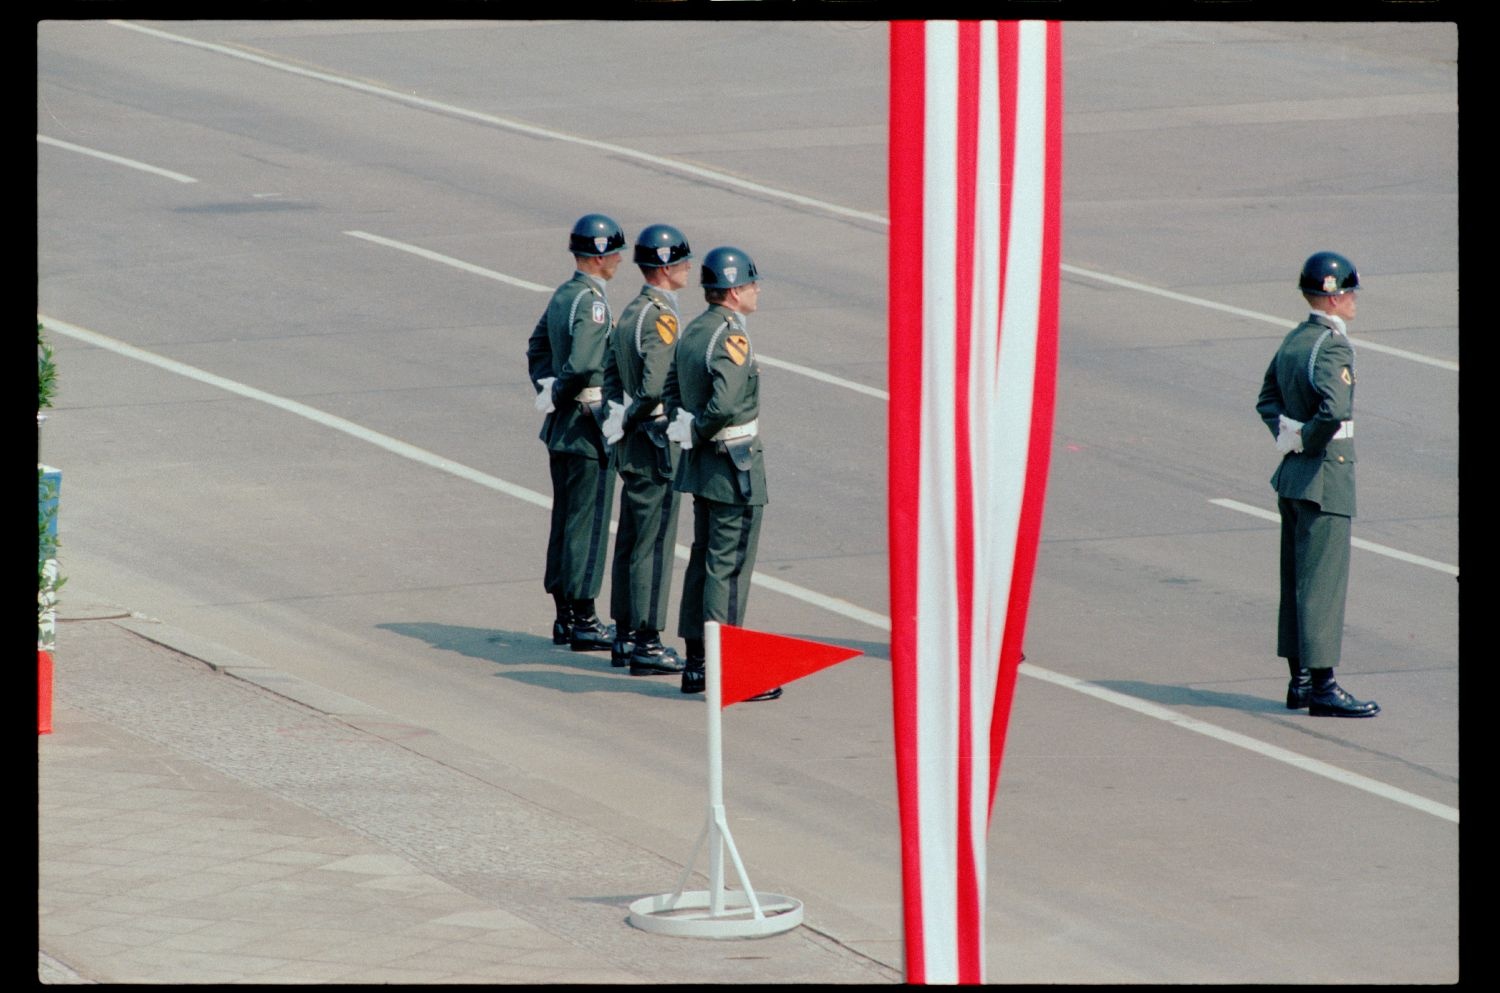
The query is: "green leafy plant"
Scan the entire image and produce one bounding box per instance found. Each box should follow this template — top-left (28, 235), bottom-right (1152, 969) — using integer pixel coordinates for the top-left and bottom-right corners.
top-left (38, 322), bottom-right (58, 412)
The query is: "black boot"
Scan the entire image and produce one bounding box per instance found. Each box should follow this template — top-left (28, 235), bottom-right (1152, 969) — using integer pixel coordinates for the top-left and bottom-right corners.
top-left (611, 628), bottom-right (634, 668)
top-left (568, 600), bottom-right (614, 652)
top-left (551, 595), bottom-right (571, 646)
top-left (629, 630), bottom-right (685, 676)
top-left (746, 686), bottom-right (783, 702)
top-left (1308, 668), bottom-right (1380, 718)
top-left (1286, 658), bottom-right (1311, 710)
top-left (681, 639), bottom-right (706, 694)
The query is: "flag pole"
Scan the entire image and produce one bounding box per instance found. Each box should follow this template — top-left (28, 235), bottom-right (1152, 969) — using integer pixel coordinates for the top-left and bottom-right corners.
top-left (624, 621), bottom-right (803, 937)
top-left (705, 621), bottom-right (727, 913)
top-left (705, 621), bottom-right (757, 918)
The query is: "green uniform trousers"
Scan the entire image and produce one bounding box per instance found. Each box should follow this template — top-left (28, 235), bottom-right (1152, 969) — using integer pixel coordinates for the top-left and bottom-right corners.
top-left (677, 496), bottom-right (762, 641)
top-left (545, 450), bottom-right (616, 601)
top-left (1277, 496), bottom-right (1350, 667)
top-left (608, 464), bottom-right (681, 633)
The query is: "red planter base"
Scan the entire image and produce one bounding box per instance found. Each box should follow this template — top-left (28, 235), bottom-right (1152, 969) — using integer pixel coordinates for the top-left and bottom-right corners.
top-left (39, 648), bottom-right (53, 735)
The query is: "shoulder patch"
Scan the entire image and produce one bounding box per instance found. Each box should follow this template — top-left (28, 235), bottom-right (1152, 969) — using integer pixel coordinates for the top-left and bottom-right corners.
top-left (591, 300), bottom-right (607, 325)
top-left (655, 313), bottom-right (678, 345)
top-left (724, 334), bottom-right (749, 366)
top-left (1341, 367), bottom-right (1353, 385)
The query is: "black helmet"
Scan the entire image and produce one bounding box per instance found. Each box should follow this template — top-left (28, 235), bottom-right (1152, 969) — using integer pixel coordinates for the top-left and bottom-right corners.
top-left (700, 246), bottom-right (760, 289)
top-left (1298, 251), bottom-right (1360, 296)
top-left (633, 223), bottom-right (693, 267)
top-left (568, 213), bottom-right (626, 257)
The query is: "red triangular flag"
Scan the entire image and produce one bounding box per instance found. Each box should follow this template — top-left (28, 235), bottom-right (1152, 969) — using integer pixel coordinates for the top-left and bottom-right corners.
top-left (717, 625), bottom-right (863, 707)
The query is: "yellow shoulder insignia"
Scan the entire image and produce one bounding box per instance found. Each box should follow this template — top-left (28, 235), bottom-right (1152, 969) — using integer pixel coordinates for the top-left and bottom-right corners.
top-left (725, 334), bottom-right (749, 366)
top-left (655, 313), bottom-right (677, 345)
top-left (1341, 367), bottom-right (1353, 385)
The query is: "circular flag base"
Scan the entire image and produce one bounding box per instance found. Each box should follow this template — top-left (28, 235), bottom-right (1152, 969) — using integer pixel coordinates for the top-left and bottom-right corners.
top-left (627, 890), bottom-right (803, 939)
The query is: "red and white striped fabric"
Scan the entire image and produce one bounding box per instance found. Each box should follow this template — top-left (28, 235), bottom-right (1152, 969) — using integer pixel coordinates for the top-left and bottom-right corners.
top-left (887, 20), bottom-right (1062, 984)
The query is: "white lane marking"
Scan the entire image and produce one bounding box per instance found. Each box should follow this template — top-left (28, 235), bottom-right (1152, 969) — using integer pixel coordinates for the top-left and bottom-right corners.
top-left (38, 134), bottom-right (198, 184)
top-left (36, 314), bottom-right (876, 624)
top-left (346, 231), bottom-right (891, 400)
top-left (38, 312), bottom-right (1458, 824)
top-left (106, 20), bottom-right (1456, 375)
top-left (1063, 265), bottom-right (1459, 372)
top-left (40, 315), bottom-right (550, 510)
top-left (756, 355), bottom-right (890, 400)
top-left (345, 231), bottom-right (551, 292)
top-left (1211, 498), bottom-right (1459, 576)
top-left (107, 20), bottom-right (885, 226)
top-left (749, 572), bottom-right (893, 630)
top-left (1021, 663), bottom-right (1459, 824)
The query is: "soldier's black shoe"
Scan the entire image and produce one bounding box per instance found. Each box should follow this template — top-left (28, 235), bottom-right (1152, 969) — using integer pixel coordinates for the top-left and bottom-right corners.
top-left (611, 630), bottom-right (634, 668)
top-left (681, 663), bottom-right (706, 695)
top-left (746, 686), bottom-right (783, 702)
top-left (569, 614), bottom-right (615, 653)
top-left (1308, 669), bottom-right (1380, 718)
top-left (551, 595), bottom-right (572, 645)
top-left (629, 635), bottom-right (684, 676)
top-left (1286, 659), bottom-right (1311, 710)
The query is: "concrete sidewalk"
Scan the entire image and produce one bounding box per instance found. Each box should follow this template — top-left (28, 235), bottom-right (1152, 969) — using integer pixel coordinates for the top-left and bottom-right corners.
top-left (37, 595), bottom-right (901, 984)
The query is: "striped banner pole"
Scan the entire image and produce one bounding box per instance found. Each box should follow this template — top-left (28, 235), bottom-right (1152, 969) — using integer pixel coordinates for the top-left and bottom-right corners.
top-left (888, 19), bottom-right (1062, 984)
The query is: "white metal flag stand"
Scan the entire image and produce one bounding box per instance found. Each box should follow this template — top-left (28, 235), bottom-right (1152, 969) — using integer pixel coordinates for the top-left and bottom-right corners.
top-left (627, 622), bottom-right (804, 938)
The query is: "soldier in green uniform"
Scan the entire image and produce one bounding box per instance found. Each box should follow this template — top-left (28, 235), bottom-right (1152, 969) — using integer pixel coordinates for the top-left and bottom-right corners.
top-left (526, 213), bottom-right (624, 653)
top-left (1255, 250), bottom-right (1379, 717)
top-left (599, 224), bottom-right (693, 675)
top-left (664, 246), bottom-right (780, 701)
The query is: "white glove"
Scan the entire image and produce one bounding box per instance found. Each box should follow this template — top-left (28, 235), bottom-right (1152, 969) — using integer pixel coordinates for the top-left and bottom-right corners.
top-left (534, 377), bottom-right (556, 414)
top-left (667, 408), bottom-right (695, 449)
top-left (602, 400), bottom-right (627, 445)
top-left (1275, 414), bottom-right (1305, 454)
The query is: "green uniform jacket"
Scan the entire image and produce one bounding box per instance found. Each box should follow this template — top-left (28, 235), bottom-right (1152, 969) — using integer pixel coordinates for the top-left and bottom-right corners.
top-left (665, 304), bottom-right (768, 506)
top-left (603, 284), bottom-right (680, 478)
top-left (1255, 313), bottom-right (1357, 517)
top-left (526, 272), bottom-right (613, 458)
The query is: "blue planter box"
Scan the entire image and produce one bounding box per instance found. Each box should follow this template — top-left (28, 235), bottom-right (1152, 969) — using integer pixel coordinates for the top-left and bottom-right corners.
top-left (39, 464), bottom-right (60, 650)
top-left (39, 465), bottom-right (60, 557)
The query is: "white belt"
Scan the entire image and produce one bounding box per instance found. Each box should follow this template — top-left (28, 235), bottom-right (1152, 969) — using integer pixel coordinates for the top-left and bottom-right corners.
top-left (1332, 420), bottom-right (1353, 440)
top-left (576, 386), bottom-right (603, 403)
top-left (712, 419), bottom-right (758, 442)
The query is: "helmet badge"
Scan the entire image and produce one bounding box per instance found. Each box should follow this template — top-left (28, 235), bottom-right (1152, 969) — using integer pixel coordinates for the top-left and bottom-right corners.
top-left (723, 266), bottom-right (738, 284)
top-left (1322, 275), bottom-right (1338, 293)
top-left (594, 236), bottom-right (609, 254)
top-left (657, 246), bottom-right (672, 264)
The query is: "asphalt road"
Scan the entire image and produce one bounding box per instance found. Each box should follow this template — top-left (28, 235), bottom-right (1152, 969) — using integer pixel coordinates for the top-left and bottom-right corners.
top-left (37, 19), bottom-right (1458, 982)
